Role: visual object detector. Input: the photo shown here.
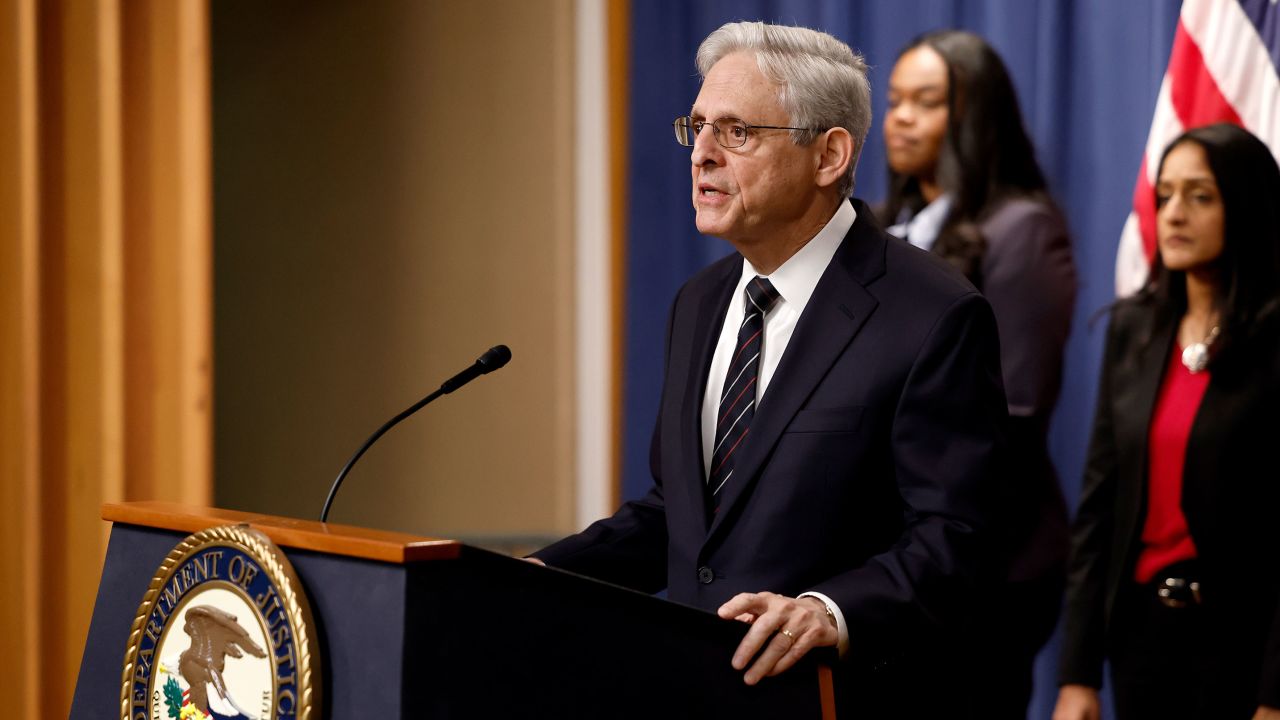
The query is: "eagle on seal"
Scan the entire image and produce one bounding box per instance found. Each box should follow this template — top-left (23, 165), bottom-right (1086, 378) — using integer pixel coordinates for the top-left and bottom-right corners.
top-left (178, 605), bottom-right (268, 718)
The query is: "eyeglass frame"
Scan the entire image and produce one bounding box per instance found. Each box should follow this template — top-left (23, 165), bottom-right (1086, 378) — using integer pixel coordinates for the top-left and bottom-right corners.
top-left (672, 115), bottom-right (825, 149)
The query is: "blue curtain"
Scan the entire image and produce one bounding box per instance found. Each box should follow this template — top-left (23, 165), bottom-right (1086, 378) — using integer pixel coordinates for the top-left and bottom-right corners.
top-left (623, 2), bottom-right (1182, 715)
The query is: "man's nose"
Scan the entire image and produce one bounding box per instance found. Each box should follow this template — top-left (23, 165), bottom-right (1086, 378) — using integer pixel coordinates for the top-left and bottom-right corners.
top-left (690, 123), bottom-right (723, 166)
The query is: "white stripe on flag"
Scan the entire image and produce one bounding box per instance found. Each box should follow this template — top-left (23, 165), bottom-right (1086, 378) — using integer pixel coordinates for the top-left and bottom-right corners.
top-left (1143, 75), bottom-right (1183, 182)
top-left (1116, 214), bottom-right (1150, 296)
top-left (1183, 0), bottom-right (1280, 153)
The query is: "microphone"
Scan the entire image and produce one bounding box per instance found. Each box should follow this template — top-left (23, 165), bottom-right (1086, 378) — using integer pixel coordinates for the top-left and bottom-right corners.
top-left (440, 344), bottom-right (512, 393)
top-left (319, 344), bottom-right (512, 523)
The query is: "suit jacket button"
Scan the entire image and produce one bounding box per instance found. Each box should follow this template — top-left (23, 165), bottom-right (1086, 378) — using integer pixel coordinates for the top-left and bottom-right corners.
top-left (697, 566), bottom-right (715, 584)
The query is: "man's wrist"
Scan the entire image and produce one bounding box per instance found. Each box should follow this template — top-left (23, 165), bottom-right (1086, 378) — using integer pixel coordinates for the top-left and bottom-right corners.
top-left (796, 591), bottom-right (848, 657)
top-left (799, 596), bottom-right (837, 628)
top-left (820, 601), bottom-right (837, 629)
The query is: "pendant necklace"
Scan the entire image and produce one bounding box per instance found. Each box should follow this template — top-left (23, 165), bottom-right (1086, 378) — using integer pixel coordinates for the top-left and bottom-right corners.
top-left (1181, 325), bottom-right (1220, 374)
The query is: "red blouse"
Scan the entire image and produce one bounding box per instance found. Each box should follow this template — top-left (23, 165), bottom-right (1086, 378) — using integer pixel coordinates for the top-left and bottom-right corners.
top-left (1134, 344), bottom-right (1210, 584)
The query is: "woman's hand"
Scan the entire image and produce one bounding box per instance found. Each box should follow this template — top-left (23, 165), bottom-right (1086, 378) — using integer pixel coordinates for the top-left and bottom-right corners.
top-left (1052, 684), bottom-right (1101, 720)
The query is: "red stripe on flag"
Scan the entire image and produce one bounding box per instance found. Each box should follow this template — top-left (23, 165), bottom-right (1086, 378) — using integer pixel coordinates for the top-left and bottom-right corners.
top-left (1133, 19), bottom-right (1244, 265)
top-left (1167, 19), bottom-right (1242, 128)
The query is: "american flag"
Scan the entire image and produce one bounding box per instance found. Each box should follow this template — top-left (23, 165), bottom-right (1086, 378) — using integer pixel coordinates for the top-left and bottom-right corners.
top-left (1115, 0), bottom-right (1280, 296)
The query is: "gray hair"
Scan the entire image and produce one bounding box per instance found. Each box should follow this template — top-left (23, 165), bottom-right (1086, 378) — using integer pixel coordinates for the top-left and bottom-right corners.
top-left (697, 22), bottom-right (871, 198)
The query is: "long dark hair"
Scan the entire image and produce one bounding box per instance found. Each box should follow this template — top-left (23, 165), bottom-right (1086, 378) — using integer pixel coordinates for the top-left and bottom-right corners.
top-left (1137, 122), bottom-right (1280, 367)
top-left (881, 30), bottom-right (1051, 284)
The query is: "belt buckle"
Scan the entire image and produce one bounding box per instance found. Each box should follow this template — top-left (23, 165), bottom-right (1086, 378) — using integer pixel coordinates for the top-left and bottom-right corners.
top-left (1156, 576), bottom-right (1202, 608)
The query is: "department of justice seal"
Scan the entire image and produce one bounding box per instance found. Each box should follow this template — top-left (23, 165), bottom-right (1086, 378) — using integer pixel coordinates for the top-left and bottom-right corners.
top-left (120, 525), bottom-right (320, 720)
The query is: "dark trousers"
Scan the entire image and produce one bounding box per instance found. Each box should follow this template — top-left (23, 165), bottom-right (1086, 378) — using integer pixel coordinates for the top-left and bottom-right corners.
top-left (836, 641), bottom-right (975, 719)
top-left (833, 572), bottom-right (1062, 719)
top-left (1110, 569), bottom-right (1259, 720)
top-left (964, 571), bottom-right (1064, 719)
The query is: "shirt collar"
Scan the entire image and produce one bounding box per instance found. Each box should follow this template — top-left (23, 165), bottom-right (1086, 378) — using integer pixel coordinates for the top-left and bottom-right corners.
top-left (887, 193), bottom-right (952, 251)
top-left (741, 198), bottom-right (855, 315)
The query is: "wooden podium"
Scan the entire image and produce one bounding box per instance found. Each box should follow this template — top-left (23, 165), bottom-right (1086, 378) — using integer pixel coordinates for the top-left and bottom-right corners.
top-left (72, 502), bottom-right (837, 718)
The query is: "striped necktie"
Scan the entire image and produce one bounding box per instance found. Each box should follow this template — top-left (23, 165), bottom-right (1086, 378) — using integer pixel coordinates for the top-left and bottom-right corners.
top-left (708, 276), bottom-right (780, 512)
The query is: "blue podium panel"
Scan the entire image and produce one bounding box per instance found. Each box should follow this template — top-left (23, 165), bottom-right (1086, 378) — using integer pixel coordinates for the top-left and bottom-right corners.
top-left (73, 511), bottom-right (834, 719)
top-left (73, 523), bottom-right (413, 718)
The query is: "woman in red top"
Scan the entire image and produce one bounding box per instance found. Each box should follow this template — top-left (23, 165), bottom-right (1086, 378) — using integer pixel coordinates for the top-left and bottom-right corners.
top-left (1055, 123), bottom-right (1280, 719)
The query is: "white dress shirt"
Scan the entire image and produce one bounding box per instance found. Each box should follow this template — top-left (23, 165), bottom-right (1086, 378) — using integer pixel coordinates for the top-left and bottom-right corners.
top-left (699, 197), bottom-right (855, 656)
top-left (886, 193), bottom-right (952, 251)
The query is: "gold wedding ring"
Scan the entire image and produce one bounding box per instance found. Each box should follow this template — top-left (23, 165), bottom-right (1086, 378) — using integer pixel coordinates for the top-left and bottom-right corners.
top-left (779, 628), bottom-right (796, 642)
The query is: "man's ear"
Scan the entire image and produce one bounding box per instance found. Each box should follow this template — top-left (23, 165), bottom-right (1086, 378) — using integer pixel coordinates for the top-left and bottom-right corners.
top-left (814, 127), bottom-right (854, 189)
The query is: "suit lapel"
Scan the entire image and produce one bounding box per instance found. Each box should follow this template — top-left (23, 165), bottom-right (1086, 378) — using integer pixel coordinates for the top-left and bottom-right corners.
top-left (1114, 313), bottom-right (1176, 540)
top-left (707, 210), bottom-right (884, 541)
top-left (675, 259), bottom-right (739, 534)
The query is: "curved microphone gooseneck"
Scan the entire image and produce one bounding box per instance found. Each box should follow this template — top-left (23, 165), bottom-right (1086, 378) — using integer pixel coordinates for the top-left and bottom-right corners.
top-left (319, 345), bottom-right (512, 523)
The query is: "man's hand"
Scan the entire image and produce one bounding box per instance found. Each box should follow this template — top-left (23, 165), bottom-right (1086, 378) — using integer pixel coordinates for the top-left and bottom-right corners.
top-left (717, 592), bottom-right (838, 685)
top-left (523, 557), bottom-right (546, 566)
top-left (1253, 705), bottom-right (1280, 720)
top-left (1052, 684), bottom-right (1101, 720)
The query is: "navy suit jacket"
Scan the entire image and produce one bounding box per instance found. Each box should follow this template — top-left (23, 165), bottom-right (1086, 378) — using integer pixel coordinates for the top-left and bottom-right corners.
top-left (536, 199), bottom-right (1008, 671)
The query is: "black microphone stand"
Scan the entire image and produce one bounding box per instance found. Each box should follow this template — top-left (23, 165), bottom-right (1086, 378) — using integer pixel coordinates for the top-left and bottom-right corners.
top-left (319, 345), bottom-right (511, 523)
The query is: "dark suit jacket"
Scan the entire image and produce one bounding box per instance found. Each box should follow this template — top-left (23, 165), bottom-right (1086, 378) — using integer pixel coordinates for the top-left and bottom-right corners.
top-left (1059, 298), bottom-right (1280, 708)
top-left (536, 200), bottom-right (1008, 675)
top-left (883, 196), bottom-right (1076, 584)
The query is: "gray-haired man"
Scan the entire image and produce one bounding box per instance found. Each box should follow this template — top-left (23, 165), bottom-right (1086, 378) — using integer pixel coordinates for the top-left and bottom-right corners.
top-left (534, 22), bottom-right (1005, 713)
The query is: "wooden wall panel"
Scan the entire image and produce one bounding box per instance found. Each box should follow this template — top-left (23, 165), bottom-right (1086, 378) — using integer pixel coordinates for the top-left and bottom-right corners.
top-left (212, 1), bottom-right (577, 541)
top-left (121, 0), bottom-right (212, 505)
top-left (608, 0), bottom-right (629, 511)
top-left (0, 2), bottom-right (42, 716)
top-left (0, 1), bottom-right (212, 715)
top-left (51, 6), bottom-right (126, 697)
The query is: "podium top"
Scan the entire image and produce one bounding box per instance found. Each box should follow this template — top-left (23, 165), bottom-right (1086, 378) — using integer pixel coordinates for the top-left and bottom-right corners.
top-left (102, 501), bottom-right (462, 564)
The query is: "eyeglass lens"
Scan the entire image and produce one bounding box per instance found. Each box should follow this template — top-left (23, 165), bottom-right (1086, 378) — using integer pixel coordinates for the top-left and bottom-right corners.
top-left (673, 117), bottom-right (750, 148)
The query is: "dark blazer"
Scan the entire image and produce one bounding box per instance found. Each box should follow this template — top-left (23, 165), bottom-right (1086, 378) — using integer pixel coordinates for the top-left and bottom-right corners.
top-left (979, 199), bottom-right (1075, 586)
top-left (1059, 298), bottom-right (1280, 707)
top-left (894, 196), bottom-right (1077, 583)
top-left (536, 200), bottom-right (1009, 674)
top-left (980, 198), bottom-right (1075, 422)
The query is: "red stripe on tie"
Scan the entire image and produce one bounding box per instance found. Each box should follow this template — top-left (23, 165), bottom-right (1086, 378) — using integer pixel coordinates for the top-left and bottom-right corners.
top-left (719, 378), bottom-right (756, 425)
top-left (727, 329), bottom-right (762, 369)
top-left (710, 428), bottom-right (749, 476)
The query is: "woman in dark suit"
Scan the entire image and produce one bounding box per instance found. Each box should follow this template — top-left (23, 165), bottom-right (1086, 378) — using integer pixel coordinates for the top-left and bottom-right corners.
top-left (879, 30), bottom-right (1076, 717)
top-left (1054, 123), bottom-right (1280, 720)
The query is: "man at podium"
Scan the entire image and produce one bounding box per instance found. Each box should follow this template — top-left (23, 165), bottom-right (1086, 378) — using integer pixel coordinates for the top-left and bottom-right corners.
top-left (533, 22), bottom-right (1006, 715)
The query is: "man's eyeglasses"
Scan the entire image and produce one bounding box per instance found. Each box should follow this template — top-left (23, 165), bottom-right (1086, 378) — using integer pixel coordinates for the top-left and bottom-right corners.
top-left (672, 115), bottom-right (820, 149)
